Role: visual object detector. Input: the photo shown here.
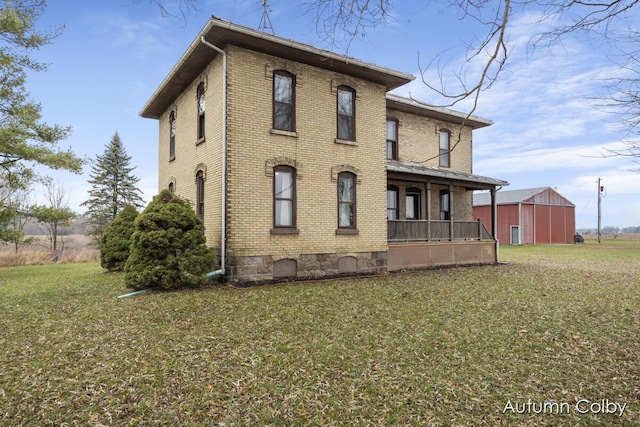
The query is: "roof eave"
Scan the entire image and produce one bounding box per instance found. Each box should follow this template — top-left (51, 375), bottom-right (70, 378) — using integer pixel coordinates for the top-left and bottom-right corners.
top-left (386, 94), bottom-right (493, 129)
top-left (140, 17), bottom-right (415, 119)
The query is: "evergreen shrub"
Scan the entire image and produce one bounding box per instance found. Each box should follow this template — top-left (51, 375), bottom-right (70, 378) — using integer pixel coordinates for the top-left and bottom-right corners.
top-left (124, 190), bottom-right (216, 290)
top-left (99, 205), bottom-right (138, 271)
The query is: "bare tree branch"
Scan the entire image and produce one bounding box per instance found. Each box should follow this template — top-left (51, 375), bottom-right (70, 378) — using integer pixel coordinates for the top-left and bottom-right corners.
top-left (302, 0), bottom-right (393, 51)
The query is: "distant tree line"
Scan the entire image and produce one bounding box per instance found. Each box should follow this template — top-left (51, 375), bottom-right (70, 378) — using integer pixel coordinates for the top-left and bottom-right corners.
top-left (577, 226), bottom-right (640, 234)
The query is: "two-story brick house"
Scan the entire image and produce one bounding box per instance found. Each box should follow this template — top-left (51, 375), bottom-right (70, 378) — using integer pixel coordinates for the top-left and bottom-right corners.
top-left (140, 16), bottom-right (507, 283)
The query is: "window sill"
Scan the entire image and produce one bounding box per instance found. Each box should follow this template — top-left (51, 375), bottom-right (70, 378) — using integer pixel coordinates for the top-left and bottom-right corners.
top-left (336, 228), bottom-right (359, 235)
top-left (169, 155), bottom-right (175, 162)
top-left (335, 138), bottom-right (357, 146)
top-left (271, 228), bottom-right (299, 235)
top-left (196, 137), bottom-right (206, 146)
top-left (270, 129), bottom-right (298, 138)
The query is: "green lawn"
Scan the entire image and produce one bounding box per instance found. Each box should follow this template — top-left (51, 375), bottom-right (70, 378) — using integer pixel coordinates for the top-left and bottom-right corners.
top-left (1, 241), bottom-right (638, 426)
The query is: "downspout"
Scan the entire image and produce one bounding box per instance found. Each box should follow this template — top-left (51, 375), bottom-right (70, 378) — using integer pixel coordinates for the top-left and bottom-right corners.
top-left (493, 185), bottom-right (503, 262)
top-left (201, 36), bottom-right (227, 277)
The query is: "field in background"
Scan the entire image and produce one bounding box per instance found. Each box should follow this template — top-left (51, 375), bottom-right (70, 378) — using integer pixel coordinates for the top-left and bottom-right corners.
top-left (1, 240), bottom-right (638, 425)
top-left (2, 232), bottom-right (638, 267)
top-left (582, 233), bottom-right (640, 241)
top-left (0, 234), bottom-right (99, 266)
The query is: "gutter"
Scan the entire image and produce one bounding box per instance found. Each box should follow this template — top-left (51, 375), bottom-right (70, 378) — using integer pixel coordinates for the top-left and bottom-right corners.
top-left (200, 35), bottom-right (227, 277)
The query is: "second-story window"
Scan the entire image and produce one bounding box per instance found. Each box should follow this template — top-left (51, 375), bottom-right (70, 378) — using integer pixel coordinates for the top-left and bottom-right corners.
top-left (439, 129), bottom-right (450, 168)
top-left (197, 82), bottom-right (206, 142)
top-left (273, 71), bottom-right (295, 132)
top-left (169, 110), bottom-right (176, 160)
top-left (337, 86), bottom-right (355, 141)
top-left (386, 119), bottom-right (398, 160)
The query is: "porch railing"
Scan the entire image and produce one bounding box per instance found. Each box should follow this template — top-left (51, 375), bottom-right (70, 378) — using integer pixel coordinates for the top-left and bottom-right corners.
top-left (387, 220), bottom-right (494, 242)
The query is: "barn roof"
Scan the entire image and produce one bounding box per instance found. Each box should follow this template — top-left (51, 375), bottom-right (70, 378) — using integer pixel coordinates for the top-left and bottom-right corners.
top-left (473, 187), bottom-right (575, 207)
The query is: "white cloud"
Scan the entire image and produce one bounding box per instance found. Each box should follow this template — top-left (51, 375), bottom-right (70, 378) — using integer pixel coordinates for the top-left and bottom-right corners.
top-left (475, 140), bottom-right (632, 174)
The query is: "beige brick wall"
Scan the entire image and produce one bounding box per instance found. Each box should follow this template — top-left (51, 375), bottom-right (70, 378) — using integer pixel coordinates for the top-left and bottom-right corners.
top-left (154, 43), bottom-right (479, 274)
top-left (225, 45), bottom-right (388, 259)
top-left (157, 56), bottom-right (224, 253)
top-left (387, 109), bottom-right (473, 173)
top-left (385, 106), bottom-right (475, 221)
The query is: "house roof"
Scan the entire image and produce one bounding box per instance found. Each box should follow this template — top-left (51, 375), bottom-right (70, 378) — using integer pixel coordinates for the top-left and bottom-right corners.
top-left (386, 94), bottom-right (493, 129)
top-left (140, 16), bottom-right (415, 119)
top-left (387, 162), bottom-right (509, 190)
top-left (473, 187), bottom-right (575, 206)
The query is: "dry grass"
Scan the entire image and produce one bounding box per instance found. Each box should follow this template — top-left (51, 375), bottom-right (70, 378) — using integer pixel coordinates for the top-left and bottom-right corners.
top-left (1, 241), bottom-right (639, 425)
top-left (0, 234), bottom-right (99, 266)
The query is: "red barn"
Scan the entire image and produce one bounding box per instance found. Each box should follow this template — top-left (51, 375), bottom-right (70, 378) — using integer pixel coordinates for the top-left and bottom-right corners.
top-left (473, 187), bottom-right (576, 245)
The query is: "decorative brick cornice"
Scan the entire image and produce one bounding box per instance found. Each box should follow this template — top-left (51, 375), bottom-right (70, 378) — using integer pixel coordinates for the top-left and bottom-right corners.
top-left (331, 164), bottom-right (362, 183)
top-left (265, 157), bottom-right (302, 178)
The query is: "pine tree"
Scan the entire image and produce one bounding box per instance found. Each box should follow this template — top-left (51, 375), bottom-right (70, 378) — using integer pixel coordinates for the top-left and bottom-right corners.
top-left (82, 132), bottom-right (144, 238)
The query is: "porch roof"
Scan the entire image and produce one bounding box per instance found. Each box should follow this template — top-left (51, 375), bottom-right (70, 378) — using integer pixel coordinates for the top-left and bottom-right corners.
top-left (387, 162), bottom-right (509, 190)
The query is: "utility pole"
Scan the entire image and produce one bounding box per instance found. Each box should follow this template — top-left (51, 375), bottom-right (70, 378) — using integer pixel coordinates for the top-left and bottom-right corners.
top-left (597, 178), bottom-right (603, 243)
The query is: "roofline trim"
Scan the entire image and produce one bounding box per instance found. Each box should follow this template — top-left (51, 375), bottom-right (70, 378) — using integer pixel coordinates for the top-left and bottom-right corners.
top-left (211, 18), bottom-right (415, 83)
top-left (386, 93), bottom-right (493, 128)
top-left (140, 17), bottom-right (415, 117)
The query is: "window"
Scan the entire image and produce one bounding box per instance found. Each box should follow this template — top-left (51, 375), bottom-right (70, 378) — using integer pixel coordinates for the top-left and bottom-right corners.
top-left (439, 130), bottom-right (450, 168)
top-left (440, 190), bottom-right (450, 220)
top-left (387, 186), bottom-right (399, 220)
top-left (337, 172), bottom-right (356, 228)
top-left (406, 188), bottom-right (421, 220)
top-left (386, 119), bottom-right (398, 160)
top-left (196, 170), bottom-right (205, 220)
top-left (197, 82), bottom-right (205, 142)
top-left (273, 166), bottom-right (296, 229)
top-left (273, 71), bottom-right (295, 131)
top-left (169, 111), bottom-right (176, 160)
top-left (337, 86), bottom-right (355, 141)
top-left (168, 182), bottom-right (175, 194)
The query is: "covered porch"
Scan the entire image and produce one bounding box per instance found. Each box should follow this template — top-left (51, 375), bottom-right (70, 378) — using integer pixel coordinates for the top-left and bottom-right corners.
top-left (386, 162), bottom-right (508, 270)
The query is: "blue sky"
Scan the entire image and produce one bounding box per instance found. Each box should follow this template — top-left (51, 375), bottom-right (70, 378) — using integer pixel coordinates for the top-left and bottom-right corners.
top-left (26, 0), bottom-right (640, 229)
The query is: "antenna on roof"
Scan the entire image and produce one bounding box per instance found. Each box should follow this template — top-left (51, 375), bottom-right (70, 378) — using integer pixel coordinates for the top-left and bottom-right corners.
top-left (258, 0), bottom-right (275, 35)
